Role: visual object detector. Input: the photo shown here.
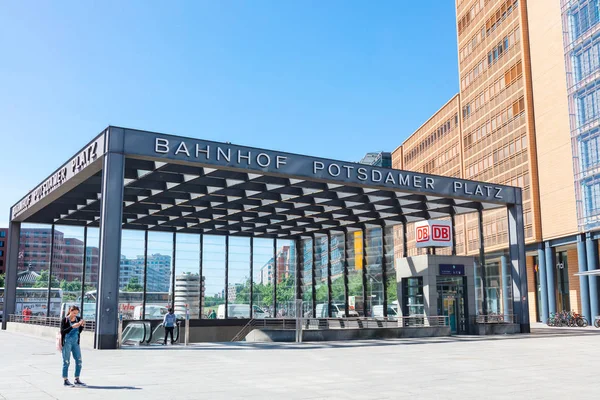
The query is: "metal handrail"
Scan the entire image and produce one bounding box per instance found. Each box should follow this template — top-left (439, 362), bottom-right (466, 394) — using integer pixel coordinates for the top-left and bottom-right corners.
top-left (8, 314), bottom-right (97, 331)
top-left (473, 314), bottom-right (515, 324)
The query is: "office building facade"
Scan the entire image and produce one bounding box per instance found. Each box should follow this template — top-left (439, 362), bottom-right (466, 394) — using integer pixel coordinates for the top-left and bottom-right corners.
top-left (392, 0), bottom-right (599, 323)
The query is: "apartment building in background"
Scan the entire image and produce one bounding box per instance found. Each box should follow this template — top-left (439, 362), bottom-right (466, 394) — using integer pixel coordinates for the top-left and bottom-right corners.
top-left (391, 0), bottom-right (600, 324)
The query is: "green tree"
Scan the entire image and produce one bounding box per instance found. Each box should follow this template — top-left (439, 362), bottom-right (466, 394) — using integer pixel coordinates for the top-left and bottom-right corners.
top-left (0, 273), bottom-right (4, 288)
top-left (123, 276), bottom-right (143, 292)
top-left (34, 270), bottom-right (59, 288)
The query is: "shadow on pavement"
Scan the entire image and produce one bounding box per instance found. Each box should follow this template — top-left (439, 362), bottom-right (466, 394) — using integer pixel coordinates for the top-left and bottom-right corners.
top-left (83, 385), bottom-right (141, 390)
top-left (121, 326), bottom-right (600, 352)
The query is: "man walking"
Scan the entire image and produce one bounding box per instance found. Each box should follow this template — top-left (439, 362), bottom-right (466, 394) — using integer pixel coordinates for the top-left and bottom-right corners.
top-left (163, 308), bottom-right (177, 345)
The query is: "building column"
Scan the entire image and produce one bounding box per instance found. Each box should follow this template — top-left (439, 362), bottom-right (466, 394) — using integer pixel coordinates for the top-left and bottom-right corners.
top-left (544, 242), bottom-right (556, 316)
top-left (326, 232), bottom-right (332, 318)
top-left (586, 234), bottom-right (599, 320)
top-left (1, 221), bottom-right (21, 330)
top-left (576, 235), bottom-right (591, 323)
top-left (500, 255), bottom-right (510, 320)
top-left (507, 198), bottom-right (530, 333)
top-left (477, 208), bottom-right (488, 315)
top-left (537, 246), bottom-right (549, 323)
top-left (95, 127), bottom-right (126, 350)
top-left (343, 231), bottom-right (350, 318)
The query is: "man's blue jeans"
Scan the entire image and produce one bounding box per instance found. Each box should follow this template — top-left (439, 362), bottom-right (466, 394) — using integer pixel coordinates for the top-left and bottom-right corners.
top-left (62, 335), bottom-right (82, 379)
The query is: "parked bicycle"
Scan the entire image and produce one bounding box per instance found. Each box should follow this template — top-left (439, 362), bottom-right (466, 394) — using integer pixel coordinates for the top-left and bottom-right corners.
top-left (547, 311), bottom-right (588, 327)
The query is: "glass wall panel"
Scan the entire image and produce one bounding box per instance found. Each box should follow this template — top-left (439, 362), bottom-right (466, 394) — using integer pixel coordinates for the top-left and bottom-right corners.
top-left (202, 235), bottom-right (226, 319)
top-left (314, 236), bottom-right (328, 317)
top-left (54, 225), bottom-right (85, 317)
top-left (483, 252), bottom-right (513, 317)
top-left (16, 224), bottom-right (52, 317)
top-left (119, 230), bottom-right (145, 319)
top-left (384, 227), bottom-right (398, 318)
top-left (330, 233), bottom-right (345, 313)
top-left (146, 232), bottom-right (174, 319)
top-left (228, 237), bottom-right (251, 319)
top-left (301, 239), bottom-right (313, 317)
top-left (365, 228), bottom-right (384, 318)
top-left (174, 233), bottom-right (201, 319)
top-left (252, 238), bottom-right (274, 318)
top-left (346, 230), bottom-right (365, 316)
top-left (275, 239), bottom-right (296, 318)
top-left (83, 228), bottom-right (100, 322)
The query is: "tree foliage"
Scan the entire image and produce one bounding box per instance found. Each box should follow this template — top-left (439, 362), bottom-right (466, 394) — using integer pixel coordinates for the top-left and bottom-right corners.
top-left (123, 276), bottom-right (143, 292)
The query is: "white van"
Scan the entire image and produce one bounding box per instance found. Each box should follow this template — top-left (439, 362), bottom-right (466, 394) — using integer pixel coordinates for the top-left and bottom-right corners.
top-left (315, 303), bottom-right (359, 318)
top-left (216, 304), bottom-right (268, 319)
top-left (133, 305), bottom-right (170, 320)
top-left (373, 304), bottom-right (399, 319)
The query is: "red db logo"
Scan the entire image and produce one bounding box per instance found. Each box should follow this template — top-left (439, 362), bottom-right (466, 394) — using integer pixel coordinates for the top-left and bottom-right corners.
top-left (432, 225), bottom-right (451, 242)
top-left (416, 226), bottom-right (430, 242)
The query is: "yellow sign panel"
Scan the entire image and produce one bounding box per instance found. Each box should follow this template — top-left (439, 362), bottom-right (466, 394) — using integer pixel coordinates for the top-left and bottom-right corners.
top-left (354, 231), bottom-right (363, 270)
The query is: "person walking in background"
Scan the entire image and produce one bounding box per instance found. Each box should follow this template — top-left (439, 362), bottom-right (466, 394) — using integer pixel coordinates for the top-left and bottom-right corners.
top-left (61, 305), bottom-right (85, 387)
top-left (23, 307), bottom-right (32, 322)
top-left (163, 308), bottom-right (177, 345)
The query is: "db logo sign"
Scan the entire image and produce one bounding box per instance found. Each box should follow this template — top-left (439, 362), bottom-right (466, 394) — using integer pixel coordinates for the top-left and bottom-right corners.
top-left (415, 221), bottom-right (452, 248)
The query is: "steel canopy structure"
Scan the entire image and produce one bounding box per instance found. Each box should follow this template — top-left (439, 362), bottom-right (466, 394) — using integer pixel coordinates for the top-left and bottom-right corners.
top-left (2, 127), bottom-right (529, 348)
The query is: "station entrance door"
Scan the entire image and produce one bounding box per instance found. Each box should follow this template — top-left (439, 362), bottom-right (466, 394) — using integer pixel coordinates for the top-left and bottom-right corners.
top-left (436, 277), bottom-right (468, 334)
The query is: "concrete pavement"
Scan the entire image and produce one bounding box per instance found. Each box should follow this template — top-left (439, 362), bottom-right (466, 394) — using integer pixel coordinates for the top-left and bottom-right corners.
top-left (1, 327), bottom-right (599, 399)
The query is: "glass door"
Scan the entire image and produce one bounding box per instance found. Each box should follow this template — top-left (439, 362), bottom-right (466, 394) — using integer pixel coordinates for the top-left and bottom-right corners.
top-left (437, 277), bottom-right (467, 334)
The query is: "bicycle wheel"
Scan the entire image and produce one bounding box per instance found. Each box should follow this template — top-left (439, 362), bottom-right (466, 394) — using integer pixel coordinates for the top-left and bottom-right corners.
top-left (595, 319), bottom-right (600, 328)
top-left (578, 317), bottom-right (589, 328)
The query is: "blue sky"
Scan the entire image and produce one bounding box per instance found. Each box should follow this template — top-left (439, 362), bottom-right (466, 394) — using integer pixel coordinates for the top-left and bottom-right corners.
top-left (0, 1), bottom-right (459, 227)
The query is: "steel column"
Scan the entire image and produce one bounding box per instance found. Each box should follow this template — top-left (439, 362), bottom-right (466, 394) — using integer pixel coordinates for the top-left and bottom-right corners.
top-left (381, 225), bottom-right (388, 318)
top-left (361, 228), bottom-right (368, 317)
top-left (224, 235), bottom-right (229, 319)
top-left (343, 231), bottom-right (350, 318)
top-left (2, 221), bottom-right (21, 330)
top-left (273, 238), bottom-right (277, 316)
top-left (450, 211), bottom-right (457, 256)
top-left (326, 232), bottom-right (333, 318)
top-left (199, 234), bottom-right (204, 318)
top-left (477, 208), bottom-right (488, 316)
top-left (95, 127), bottom-right (126, 350)
top-left (311, 236), bottom-right (316, 318)
top-left (576, 235), bottom-right (591, 323)
top-left (402, 221), bottom-right (408, 258)
top-left (500, 254), bottom-right (510, 320)
top-left (171, 232), bottom-right (176, 309)
top-left (142, 230), bottom-right (149, 320)
top-left (249, 237), bottom-right (254, 318)
top-left (295, 238), bottom-right (302, 305)
top-left (545, 242), bottom-right (556, 315)
top-left (80, 226), bottom-right (88, 313)
top-left (507, 199), bottom-right (530, 333)
top-left (585, 234), bottom-right (599, 320)
top-left (45, 224), bottom-right (55, 318)
top-left (537, 246), bottom-right (549, 323)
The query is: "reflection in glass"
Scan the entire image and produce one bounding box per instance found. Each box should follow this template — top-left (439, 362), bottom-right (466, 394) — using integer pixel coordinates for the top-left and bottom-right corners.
top-left (314, 236), bottom-right (328, 317)
top-left (83, 228), bottom-right (100, 322)
top-left (301, 239), bottom-right (313, 317)
top-left (330, 234), bottom-right (345, 315)
top-left (252, 238), bottom-right (274, 318)
top-left (202, 235), bottom-right (225, 319)
top-left (174, 234), bottom-right (201, 319)
top-left (365, 228), bottom-right (383, 318)
top-left (276, 239), bottom-right (296, 318)
top-left (384, 227), bottom-right (398, 317)
top-left (228, 237), bottom-right (251, 319)
top-left (119, 230), bottom-right (145, 319)
top-left (346, 231), bottom-right (364, 316)
top-left (54, 225), bottom-right (85, 318)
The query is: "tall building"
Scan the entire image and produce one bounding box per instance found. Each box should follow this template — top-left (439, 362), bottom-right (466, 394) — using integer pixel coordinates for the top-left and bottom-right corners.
top-left (359, 152), bottom-right (392, 168)
top-left (561, 1), bottom-right (600, 232)
top-left (391, 0), bottom-right (598, 324)
top-left (0, 228), bottom-right (7, 275)
top-left (119, 253), bottom-right (172, 292)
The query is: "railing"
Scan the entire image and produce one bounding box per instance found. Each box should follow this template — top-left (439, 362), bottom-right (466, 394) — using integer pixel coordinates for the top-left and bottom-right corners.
top-left (231, 316), bottom-right (449, 342)
top-left (120, 320), bottom-right (182, 346)
top-left (473, 314), bottom-right (515, 324)
top-left (9, 314), bottom-right (97, 331)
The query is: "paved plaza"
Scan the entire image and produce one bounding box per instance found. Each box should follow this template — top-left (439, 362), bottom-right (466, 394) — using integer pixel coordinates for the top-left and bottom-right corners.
top-left (0, 326), bottom-right (599, 400)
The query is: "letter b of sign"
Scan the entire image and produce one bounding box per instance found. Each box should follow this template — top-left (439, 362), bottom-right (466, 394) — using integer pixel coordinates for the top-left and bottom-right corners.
top-left (432, 225), bottom-right (451, 242)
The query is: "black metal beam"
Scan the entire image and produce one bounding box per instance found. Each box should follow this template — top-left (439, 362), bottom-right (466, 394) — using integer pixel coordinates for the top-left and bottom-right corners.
top-left (311, 235), bottom-right (317, 318)
top-left (142, 230), bottom-right (148, 319)
top-left (224, 235), bottom-right (229, 319)
top-left (343, 230), bottom-right (350, 318)
top-left (199, 234), bottom-right (204, 318)
top-left (451, 209), bottom-right (457, 256)
top-left (273, 238), bottom-right (277, 316)
top-left (361, 227), bottom-right (368, 317)
top-left (46, 224), bottom-right (55, 318)
top-left (326, 232), bottom-right (333, 318)
top-left (381, 224), bottom-right (388, 318)
top-left (478, 207), bottom-right (488, 315)
top-left (402, 220), bottom-right (408, 258)
top-left (249, 236), bottom-right (254, 318)
top-left (171, 232), bottom-right (177, 310)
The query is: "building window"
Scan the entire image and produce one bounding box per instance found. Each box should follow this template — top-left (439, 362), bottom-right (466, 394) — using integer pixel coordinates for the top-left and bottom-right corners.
top-left (0, 231), bottom-right (5, 238)
top-left (0, 241), bottom-right (4, 247)
top-left (402, 277), bottom-right (424, 317)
